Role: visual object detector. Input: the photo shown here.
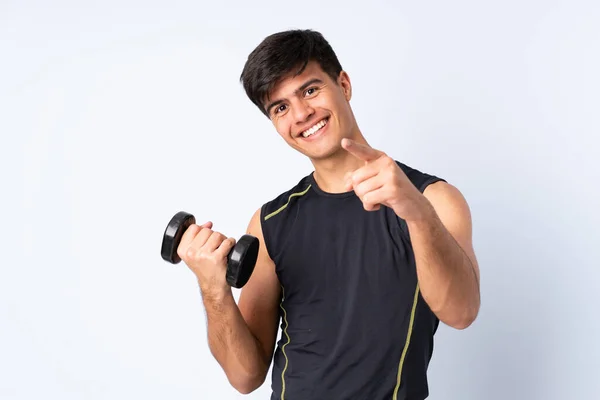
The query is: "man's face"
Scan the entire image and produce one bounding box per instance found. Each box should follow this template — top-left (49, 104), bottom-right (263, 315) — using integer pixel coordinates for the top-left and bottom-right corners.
top-left (263, 61), bottom-right (355, 161)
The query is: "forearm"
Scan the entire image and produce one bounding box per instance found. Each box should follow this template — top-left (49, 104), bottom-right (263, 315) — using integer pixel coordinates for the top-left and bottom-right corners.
top-left (406, 204), bottom-right (480, 329)
top-left (200, 287), bottom-right (269, 392)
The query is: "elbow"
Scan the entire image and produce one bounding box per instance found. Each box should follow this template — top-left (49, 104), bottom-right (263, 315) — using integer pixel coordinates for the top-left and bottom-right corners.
top-left (228, 371), bottom-right (267, 395)
top-left (449, 303), bottom-right (480, 330)
top-left (233, 380), bottom-right (261, 395)
top-left (449, 315), bottom-right (476, 330)
top-left (233, 384), bottom-right (256, 395)
top-left (439, 298), bottom-right (480, 330)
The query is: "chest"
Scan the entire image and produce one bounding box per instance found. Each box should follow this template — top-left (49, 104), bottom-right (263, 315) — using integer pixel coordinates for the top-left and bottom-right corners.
top-left (275, 198), bottom-right (416, 302)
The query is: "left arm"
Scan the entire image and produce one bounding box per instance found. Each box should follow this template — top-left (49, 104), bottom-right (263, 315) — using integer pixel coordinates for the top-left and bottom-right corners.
top-left (406, 181), bottom-right (480, 329)
top-left (341, 138), bottom-right (480, 330)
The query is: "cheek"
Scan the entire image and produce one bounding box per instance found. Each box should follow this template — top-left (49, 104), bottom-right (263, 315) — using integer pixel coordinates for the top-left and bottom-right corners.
top-left (317, 94), bottom-right (345, 117)
top-left (273, 118), bottom-right (292, 139)
top-left (313, 95), bottom-right (332, 110)
top-left (336, 98), bottom-right (353, 122)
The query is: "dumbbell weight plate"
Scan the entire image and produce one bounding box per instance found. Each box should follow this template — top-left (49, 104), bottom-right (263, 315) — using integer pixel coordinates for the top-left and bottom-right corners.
top-left (226, 234), bottom-right (259, 288)
top-left (161, 211), bottom-right (196, 264)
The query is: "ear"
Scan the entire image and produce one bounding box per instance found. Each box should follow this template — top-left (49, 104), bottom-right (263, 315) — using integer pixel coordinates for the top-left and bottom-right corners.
top-left (338, 71), bottom-right (352, 101)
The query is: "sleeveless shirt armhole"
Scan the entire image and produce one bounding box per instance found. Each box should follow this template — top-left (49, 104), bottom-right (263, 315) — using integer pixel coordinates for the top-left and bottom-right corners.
top-left (417, 176), bottom-right (447, 193)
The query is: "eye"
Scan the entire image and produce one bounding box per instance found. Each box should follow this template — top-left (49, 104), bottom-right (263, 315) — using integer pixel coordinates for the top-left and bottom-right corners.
top-left (304, 86), bottom-right (319, 97)
top-left (271, 104), bottom-right (287, 118)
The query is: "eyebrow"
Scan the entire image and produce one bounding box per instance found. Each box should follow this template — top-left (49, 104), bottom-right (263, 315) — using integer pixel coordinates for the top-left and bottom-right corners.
top-left (265, 78), bottom-right (324, 115)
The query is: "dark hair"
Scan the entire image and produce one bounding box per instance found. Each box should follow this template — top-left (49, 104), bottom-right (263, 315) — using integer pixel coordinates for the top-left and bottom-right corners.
top-left (240, 29), bottom-right (343, 116)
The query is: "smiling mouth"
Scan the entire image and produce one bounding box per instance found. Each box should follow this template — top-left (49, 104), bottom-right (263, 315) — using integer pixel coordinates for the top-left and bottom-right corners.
top-left (300, 117), bottom-right (329, 138)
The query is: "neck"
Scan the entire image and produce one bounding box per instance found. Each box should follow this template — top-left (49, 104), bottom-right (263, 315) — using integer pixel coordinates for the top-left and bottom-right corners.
top-left (310, 130), bottom-right (370, 194)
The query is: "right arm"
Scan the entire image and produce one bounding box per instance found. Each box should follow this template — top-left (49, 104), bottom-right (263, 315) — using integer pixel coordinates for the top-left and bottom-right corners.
top-left (177, 207), bottom-right (281, 394)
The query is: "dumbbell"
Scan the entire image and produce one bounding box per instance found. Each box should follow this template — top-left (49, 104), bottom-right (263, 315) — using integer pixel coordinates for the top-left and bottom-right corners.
top-left (161, 211), bottom-right (259, 289)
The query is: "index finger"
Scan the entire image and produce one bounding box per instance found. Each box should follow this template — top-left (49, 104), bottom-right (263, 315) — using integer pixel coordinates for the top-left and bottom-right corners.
top-left (341, 138), bottom-right (383, 162)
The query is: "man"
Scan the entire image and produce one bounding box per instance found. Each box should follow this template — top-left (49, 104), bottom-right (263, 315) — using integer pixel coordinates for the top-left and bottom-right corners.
top-left (177, 29), bottom-right (480, 399)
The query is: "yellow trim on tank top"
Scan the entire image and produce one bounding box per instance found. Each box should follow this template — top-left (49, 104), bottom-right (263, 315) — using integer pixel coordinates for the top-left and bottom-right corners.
top-left (264, 185), bottom-right (311, 221)
top-left (393, 282), bottom-right (421, 400)
top-left (279, 286), bottom-right (291, 400)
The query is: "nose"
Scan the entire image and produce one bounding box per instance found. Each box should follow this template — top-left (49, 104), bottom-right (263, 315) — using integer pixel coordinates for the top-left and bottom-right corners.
top-left (292, 99), bottom-right (314, 124)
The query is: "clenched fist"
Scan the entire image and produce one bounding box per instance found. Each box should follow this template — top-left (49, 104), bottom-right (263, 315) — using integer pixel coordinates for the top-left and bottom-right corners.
top-left (177, 221), bottom-right (237, 298)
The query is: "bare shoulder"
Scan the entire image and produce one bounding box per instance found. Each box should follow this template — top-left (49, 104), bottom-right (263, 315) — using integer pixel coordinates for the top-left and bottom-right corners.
top-left (422, 181), bottom-right (471, 221)
top-left (237, 207), bottom-right (282, 362)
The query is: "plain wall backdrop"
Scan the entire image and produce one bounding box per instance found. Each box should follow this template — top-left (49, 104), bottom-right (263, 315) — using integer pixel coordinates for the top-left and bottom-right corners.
top-left (2, 0), bottom-right (599, 399)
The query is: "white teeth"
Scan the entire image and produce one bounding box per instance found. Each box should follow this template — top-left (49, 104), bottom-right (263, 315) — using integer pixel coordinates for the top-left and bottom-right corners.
top-left (302, 119), bottom-right (327, 138)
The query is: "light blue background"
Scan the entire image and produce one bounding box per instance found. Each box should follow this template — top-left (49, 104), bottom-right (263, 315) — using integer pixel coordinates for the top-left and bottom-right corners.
top-left (1, 1), bottom-right (598, 399)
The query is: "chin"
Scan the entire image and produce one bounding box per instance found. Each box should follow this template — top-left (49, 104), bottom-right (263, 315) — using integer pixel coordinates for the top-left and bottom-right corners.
top-left (303, 145), bottom-right (344, 161)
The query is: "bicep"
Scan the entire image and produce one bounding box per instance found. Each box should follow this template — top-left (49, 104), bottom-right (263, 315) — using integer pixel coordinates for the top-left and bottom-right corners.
top-left (424, 181), bottom-right (480, 281)
top-left (237, 207), bottom-right (281, 364)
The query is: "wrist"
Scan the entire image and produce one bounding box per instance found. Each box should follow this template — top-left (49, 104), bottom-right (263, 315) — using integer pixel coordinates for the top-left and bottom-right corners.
top-left (198, 279), bottom-right (232, 305)
top-left (396, 195), bottom-right (437, 228)
top-left (404, 197), bottom-right (438, 229)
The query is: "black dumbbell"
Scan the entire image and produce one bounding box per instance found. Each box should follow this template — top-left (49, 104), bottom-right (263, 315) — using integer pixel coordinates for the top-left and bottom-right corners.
top-left (161, 211), bottom-right (259, 289)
